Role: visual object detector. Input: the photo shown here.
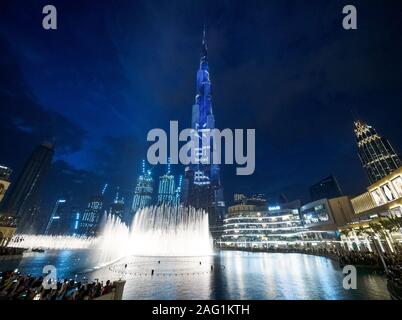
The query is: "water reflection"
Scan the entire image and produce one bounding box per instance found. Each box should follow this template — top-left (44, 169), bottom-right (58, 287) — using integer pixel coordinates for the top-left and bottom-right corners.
top-left (0, 250), bottom-right (390, 300)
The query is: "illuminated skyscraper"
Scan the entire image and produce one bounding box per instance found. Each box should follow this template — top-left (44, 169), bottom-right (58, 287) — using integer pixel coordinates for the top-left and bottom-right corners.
top-left (354, 120), bottom-right (401, 184)
top-left (79, 184), bottom-right (107, 236)
top-left (2, 142), bottom-right (54, 234)
top-left (44, 199), bottom-right (67, 235)
top-left (182, 28), bottom-right (225, 233)
top-left (131, 160), bottom-right (154, 216)
top-left (157, 160), bottom-right (176, 206)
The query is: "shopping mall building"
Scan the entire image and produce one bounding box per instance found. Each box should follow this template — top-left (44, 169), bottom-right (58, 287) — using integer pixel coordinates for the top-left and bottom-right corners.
top-left (218, 200), bottom-right (338, 249)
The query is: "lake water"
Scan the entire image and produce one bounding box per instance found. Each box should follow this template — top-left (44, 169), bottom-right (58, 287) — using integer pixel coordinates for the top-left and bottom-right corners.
top-left (0, 250), bottom-right (390, 300)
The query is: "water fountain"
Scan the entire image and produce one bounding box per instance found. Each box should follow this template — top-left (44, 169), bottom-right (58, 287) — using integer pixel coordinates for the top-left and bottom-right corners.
top-left (10, 205), bottom-right (213, 264)
top-left (128, 205), bottom-right (213, 256)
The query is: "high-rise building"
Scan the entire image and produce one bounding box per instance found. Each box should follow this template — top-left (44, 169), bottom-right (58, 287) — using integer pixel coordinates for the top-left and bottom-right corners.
top-left (354, 120), bottom-right (401, 184)
top-left (109, 186), bottom-right (125, 221)
top-left (0, 165), bottom-right (12, 204)
top-left (71, 207), bottom-right (81, 236)
top-left (79, 184), bottom-right (107, 236)
top-left (157, 160), bottom-right (176, 206)
top-left (173, 175), bottom-right (183, 207)
top-left (80, 195), bottom-right (104, 237)
top-left (182, 28), bottom-right (225, 232)
top-left (2, 142), bottom-right (54, 234)
top-left (131, 160), bottom-right (154, 216)
top-left (310, 175), bottom-right (343, 202)
top-left (44, 199), bottom-right (68, 235)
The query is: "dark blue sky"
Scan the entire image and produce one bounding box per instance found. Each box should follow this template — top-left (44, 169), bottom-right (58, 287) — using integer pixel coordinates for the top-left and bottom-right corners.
top-left (1, 0), bottom-right (402, 210)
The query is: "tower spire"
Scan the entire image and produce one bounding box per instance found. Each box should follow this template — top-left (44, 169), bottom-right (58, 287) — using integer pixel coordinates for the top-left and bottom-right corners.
top-left (201, 25), bottom-right (208, 63)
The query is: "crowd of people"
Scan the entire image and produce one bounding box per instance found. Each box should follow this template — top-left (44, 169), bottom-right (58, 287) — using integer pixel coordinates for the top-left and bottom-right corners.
top-left (0, 247), bottom-right (24, 257)
top-left (0, 270), bottom-right (116, 300)
top-left (337, 250), bottom-right (381, 267)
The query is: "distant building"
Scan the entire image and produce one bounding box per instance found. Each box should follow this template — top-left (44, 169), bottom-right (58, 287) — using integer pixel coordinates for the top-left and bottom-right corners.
top-left (131, 160), bottom-right (153, 216)
top-left (157, 161), bottom-right (176, 206)
top-left (300, 196), bottom-right (356, 231)
top-left (71, 207), bottom-right (81, 236)
top-left (0, 165), bottom-right (12, 204)
top-left (220, 200), bottom-right (335, 249)
top-left (234, 194), bottom-right (247, 204)
top-left (354, 120), bottom-right (401, 184)
top-left (80, 185), bottom-right (107, 237)
top-left (173, 175), bottom-right (183, 207)
top-left (109, 187), bottom-right (125, 221)
top-left (44, 199), bottom-right (68, 235)
top-left (232, 193), bottom-right (267, 206)
top-left (310, 175), bottom-right (343, 202)
top-left (2, 142), bottom-right (54, 234)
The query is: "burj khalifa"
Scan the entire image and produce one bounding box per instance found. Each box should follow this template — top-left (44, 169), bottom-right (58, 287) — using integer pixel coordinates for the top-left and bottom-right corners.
top-left (182, 28), bottom-right (225, 236)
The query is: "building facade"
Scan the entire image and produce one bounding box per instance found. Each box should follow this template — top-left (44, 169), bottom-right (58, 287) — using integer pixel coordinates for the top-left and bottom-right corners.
top-left (157, 161), bottom-right (176, 206)
top-left (300, 196), bottom-right (356, 231)
top-left (109, 187), bottom-right (125, 221)
top-left (44, 199), bottom-right (68, 235)
top-left (79, 195), bottom-right (104, 237)
top-left (0, 165), bottom-right (12, 204)
top-left (131, 160), bottom-right (154, 218)
top-left (351, 166), bottom-right (402, 220)
top-left (2, 142), bottom-right (54, 234)
top-left (220, 200), bottom-right (333, 249)
top-left (354, 120), bottom-right (401, 184)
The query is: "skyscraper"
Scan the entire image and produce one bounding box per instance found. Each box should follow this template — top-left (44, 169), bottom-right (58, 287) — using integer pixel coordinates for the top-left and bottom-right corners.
top-left (157, 160), bottom-right (176, 206)
top-left (109, 186), bottom-right (125, 221)
top-left (80, 195), bottom-right (104, 237)
top-left (131, 160), bottom-right (154, 217)
top-left (310, 175), bottom-right (343, 202)
top-left (2, 142), bottom-right (54, 233)
top-left (354, 120), bottom-right (401, 184)
top-left (79, 184), bottom-right (107, 236)
top-left (44, 199), bottom-right (68, 235)
top-left (182, 28), bottom-right (225, 233)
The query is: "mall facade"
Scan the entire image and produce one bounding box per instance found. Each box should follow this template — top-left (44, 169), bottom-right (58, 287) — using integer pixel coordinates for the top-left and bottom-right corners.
top-left (218, 200), bottom-right (338, 249)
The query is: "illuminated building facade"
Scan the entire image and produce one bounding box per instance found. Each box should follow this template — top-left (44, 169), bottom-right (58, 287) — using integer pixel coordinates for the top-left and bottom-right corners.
top-left (220, 200), bottom-right (333, 248)
top-left (71, 207), bottom-right (81, 236)
top-left (44, 199), bottom-right (68, 235)
top-left (354, 120), bottom-right (401, 184)
top-left (300, 196), bottom-right (356, 231)
top-left (351, 166), bottom-right (402, 219)
top-left (157, 161), bottom-right (176, 206)
top-left (132, 160), bottom-right (154, 216)
top-left (182, 29), bottom-right (225, 232)
top-left (80, 186), bottom-right (107, 236)
top-left (0, 165), bottom-right (12, 204)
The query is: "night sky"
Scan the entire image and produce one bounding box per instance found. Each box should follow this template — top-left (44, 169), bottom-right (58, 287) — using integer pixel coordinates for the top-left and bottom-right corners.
top-left (1, 0), bottom-right (402, 212)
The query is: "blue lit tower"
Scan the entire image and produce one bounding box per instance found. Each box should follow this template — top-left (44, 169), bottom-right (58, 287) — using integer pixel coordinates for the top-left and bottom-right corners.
top-left (131, 160), bottom-right (154, 216)
top-left (182, 28), bottom-right (225, 234)
top-left (157, 159), bottom-right (176, 206)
